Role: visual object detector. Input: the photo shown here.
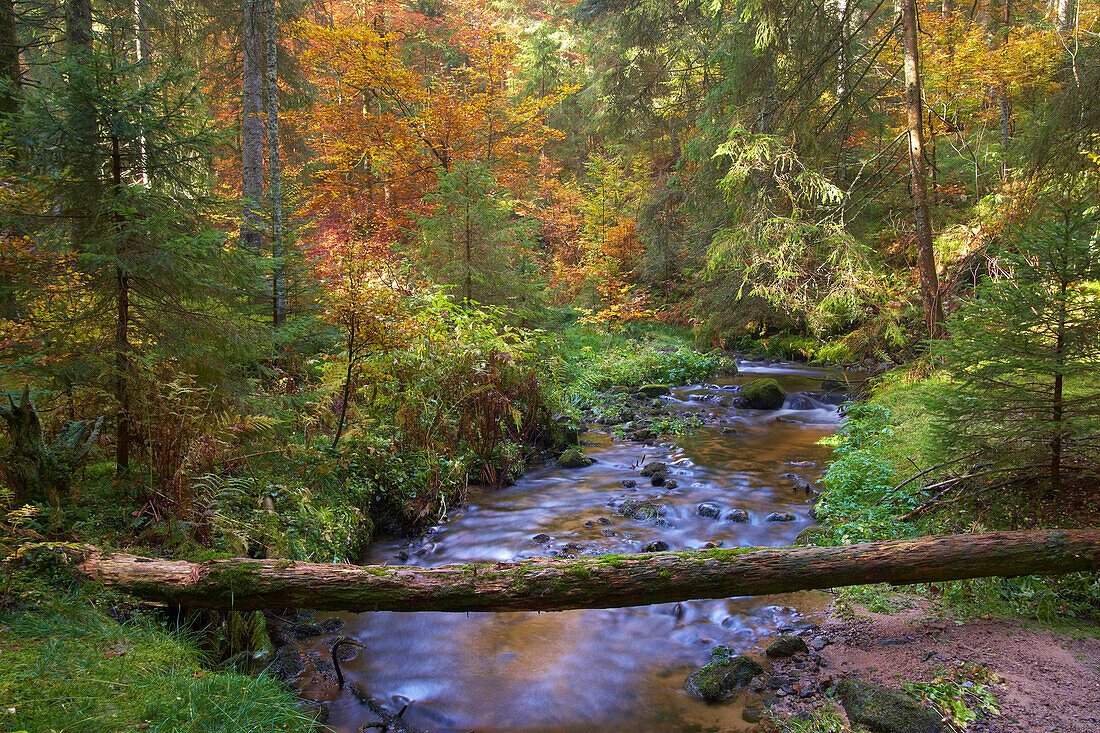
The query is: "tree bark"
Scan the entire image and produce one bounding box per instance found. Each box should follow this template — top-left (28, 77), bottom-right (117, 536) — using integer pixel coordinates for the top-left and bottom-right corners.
top-left (241, 0), bottom-right (264, 255)
top-left (112, 134), bottom-right (131, 479)
top-left (0, 0), bottom-right (20, 120)
top-left (66, 0), bottom-right (96, 250)
top-left (265, 0), bottom-right (286, 327)
top-left (901, 0), bottom-right (944, 340)
top-left (1057, 0), bottom-right (1077, 35)
top-left (73, 529), bottom-right (1100, 612)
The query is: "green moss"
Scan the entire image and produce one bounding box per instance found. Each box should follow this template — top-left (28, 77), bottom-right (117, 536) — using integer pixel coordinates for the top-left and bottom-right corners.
top-left (739, 378), bottom-right (787, 409)
top-left (564, 565), bottom-right (594, 581)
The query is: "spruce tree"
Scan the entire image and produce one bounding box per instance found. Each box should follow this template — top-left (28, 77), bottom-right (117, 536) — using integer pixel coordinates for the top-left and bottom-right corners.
top-left (928, 190), bottom-right (1100, 494)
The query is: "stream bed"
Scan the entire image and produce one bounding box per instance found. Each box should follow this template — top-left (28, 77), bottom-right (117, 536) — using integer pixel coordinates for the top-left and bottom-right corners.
top-left (311, 363), bottom-right (859, 732)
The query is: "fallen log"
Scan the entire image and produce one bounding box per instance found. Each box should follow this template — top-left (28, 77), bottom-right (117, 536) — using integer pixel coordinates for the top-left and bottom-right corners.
top-left (73, 529), bottom-right (1100, 612)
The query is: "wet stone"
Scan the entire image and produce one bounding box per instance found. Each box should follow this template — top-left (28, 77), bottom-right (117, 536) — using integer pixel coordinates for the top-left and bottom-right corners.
top-left (642, 540), bottom-right (669, 553)
top-left (697, 502), bottom-right (721, 519)
top-left (639, 462), bottom-right (668, 477)
top-left (583, 521), bottom-right (595, 528)
top-left (766, 511), bottom-right (796, 522)
top-left (597, 516), bottom-right (613, 525)
top-left (621, 479), bottom-right (637, 488)
top-left (600, 529), bottom-right (617, 537)
top-left (724, 509), bottom-right (750, 523)
top-left (531, 533), bottom-right (551, 544)
top-left (664, 479), bottom-right (678, 489)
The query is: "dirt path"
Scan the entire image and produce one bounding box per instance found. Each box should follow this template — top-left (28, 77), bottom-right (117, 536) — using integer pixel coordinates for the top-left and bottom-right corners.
top-left (764, 595), bottom-right (1100, 732)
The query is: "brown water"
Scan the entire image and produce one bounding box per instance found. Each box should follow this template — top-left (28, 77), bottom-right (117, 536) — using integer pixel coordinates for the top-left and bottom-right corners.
top-left (318, 363), bottom-right (856, 732)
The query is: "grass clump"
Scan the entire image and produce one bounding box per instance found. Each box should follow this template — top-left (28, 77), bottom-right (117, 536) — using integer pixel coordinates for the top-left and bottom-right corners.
top-left (0, 588), bottom-right (314, 732)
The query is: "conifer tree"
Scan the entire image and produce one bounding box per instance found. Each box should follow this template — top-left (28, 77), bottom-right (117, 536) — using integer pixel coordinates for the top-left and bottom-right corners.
top-left (928, 190), bottom-right (1100, 495)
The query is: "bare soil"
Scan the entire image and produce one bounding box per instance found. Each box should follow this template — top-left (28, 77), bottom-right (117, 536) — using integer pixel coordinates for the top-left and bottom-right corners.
top-left (766, 595), bottom-right (1100, 732)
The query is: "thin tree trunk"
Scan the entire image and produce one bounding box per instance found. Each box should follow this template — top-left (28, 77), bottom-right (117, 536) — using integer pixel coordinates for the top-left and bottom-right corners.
top-left (998, 0), bottom-right (1011, 181)
top-left (1051, 275), bottom-right (1067, 494)
top-left (72, 529), bottom-right (1100, 611)
top-left (112, 135), bottom-right (131, 479)
top-left (265, 0), bottom-right (286, 327)
top-left (331, 322), bottom-right (355, 450)
top-left (901, 0), bottom-right (944, 340)
top-left (241, 0), bottom-right (264, 255)
top-left (133, 0), bottom-right (148, 186)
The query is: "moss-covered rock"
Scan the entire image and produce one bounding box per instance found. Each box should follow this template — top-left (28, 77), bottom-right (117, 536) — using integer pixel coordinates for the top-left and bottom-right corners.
top-left (684, 651), bottom-right (764, 703)
top-left (617, 499), bottom-right (664, 522)
top-left (765, 635), bottom-right (809, 658)
top-left (641, 540), bottom-right (669, 553)
top-left (739, 378), bottom-right (787, 410)
top-left (638, 384), bottom-right (671, 397)
top-left (835, 680), bottom-right (945, 733)
top-left (558, 448), bottom-right (594, 469)
top-left (714, 357), bottom-right (739, 376)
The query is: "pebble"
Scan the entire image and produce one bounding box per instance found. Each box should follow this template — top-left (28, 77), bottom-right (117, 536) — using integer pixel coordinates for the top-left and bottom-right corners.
top-left (810, 636), bottom-right (828, 651)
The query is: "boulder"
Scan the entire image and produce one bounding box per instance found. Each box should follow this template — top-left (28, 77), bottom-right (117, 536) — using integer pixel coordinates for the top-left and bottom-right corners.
top-left (684, 648), bottom-right (764, 703)
top-left (739, 379), bottom-right (787, 410)
top-left (641, 540), bottom-right (669, 553)
top-left (638, 384), bottom-right (672, 397)
top-left (835, 680), bottom-right (945, 733)
top-left (558, 448), bottom-right (594, 468)
top-left (766, 635), bottom-right (809, 658)
top-left (639, 461), bottom-right (667, 477)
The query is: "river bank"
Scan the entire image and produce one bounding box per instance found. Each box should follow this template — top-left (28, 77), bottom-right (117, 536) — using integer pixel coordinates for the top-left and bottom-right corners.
top-left (756, 591), bottom-right (1100, 733)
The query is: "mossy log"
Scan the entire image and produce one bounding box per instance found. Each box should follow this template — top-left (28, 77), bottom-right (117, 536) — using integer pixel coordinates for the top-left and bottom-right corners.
top-left (73, 529), bottom-right (1100, 612)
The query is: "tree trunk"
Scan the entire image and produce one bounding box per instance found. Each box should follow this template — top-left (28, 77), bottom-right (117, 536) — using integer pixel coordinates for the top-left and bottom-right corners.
top-left (241, 0), bottom-right (264, 255)
top-left (72, 529), bottom-right (1100, 612)
top-left (112, 134), bottom-right (131, 479)
top-left (1057, 0), bottom-right (1077, 35)
top-left (265, 0), bottom-right (286, 327)
top-left (66, 0), bottom-right (96, 250)
top-left (0, 0), bottom-right (20, 120)
top-left (901, 0), bottom-right (944, 340)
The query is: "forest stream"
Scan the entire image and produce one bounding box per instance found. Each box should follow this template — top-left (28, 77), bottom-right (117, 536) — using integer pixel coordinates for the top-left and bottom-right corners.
top-left (305, 363), bottom-right (861, 732)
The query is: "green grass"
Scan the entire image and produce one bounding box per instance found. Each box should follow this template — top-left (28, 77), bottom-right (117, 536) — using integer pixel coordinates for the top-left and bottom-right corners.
top-left (762, 709), bottom-right (848, 732)
top-left (0, 589), bottom-right (314, 733)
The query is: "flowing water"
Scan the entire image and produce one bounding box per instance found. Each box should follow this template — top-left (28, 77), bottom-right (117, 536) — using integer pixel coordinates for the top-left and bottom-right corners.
top-left (315, 363), bottom-right (859, 732)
